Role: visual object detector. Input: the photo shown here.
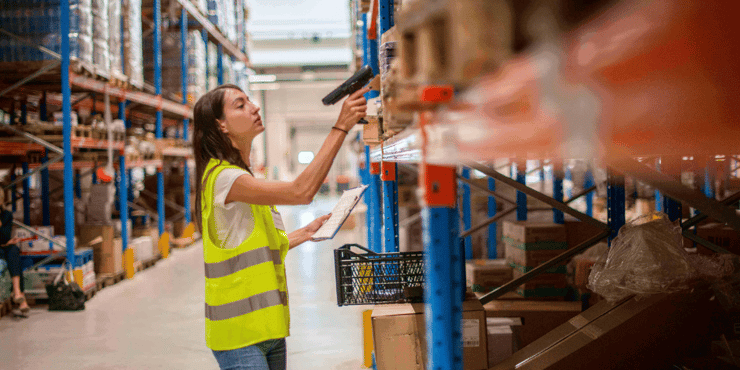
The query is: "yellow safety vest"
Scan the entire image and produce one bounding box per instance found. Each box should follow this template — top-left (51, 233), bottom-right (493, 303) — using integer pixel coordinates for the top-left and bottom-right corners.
top-left (201, 158), bottom-right (290, 351)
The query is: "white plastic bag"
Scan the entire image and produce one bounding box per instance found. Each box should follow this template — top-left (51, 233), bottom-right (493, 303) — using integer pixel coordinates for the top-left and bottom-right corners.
top-left (588, 212), bottom-right (695, 302)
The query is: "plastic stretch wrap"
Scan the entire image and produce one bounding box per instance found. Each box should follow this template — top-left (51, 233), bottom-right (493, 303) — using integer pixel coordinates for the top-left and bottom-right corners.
top-left (91, 0), bottom-right (110, 76)
top-left (123, 0), bottom-right (143, 89)
top-left (588, 212), bottom-right (736, 302)
top-left (108, 0), bottom-right (122, 76)
top-left (0, 0), bottom-right (92, 64)
top-left (187, 31), bottom-right (207, 104)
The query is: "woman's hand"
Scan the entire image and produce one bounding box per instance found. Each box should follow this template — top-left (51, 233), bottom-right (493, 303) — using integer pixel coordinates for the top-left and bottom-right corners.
top-left (335, 86), bottom-right (370, 132)
top-left (306, 214), bottom-right (331, 241)
top-left (1, 237), bottom-right (23, 247)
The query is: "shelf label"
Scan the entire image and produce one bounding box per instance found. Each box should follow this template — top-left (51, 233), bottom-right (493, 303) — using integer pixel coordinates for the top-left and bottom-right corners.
top-left (462, 319), bottom-right (480, 347)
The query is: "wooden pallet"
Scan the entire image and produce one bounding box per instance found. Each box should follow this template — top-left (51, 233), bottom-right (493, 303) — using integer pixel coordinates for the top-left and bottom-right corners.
top-left (92, 128), bottom-right (126, 142)
top-left (171, 237), bottom-right (195, 249)
top-left (84, 287), bottom-right (97, 301)
top-left (109, 71), bottom-right (131, 90)
top-left (22, 124), bottom-right (95, 141)
top-left (396, 0), bottom-right (513, 87)
top-left (96, 271), bottom-right (126, 290)
top-left (133, 254), bottom-right (161, 273)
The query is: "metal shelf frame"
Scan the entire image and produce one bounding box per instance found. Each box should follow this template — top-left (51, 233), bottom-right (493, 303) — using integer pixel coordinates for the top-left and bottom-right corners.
top-left (356, 0), bottom-right (740, 368)
top-left (0, 0), bottom-right (249, 275)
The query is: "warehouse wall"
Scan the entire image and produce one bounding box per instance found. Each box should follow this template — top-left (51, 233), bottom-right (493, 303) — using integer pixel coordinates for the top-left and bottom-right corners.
top-left (262, 80), bottom-right (356, 184)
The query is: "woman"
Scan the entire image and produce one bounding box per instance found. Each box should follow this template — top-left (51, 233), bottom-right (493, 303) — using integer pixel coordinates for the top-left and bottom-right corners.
top-left (0, 189), bottom-right (30, 317)
top-left (193, 83), bottom-right (369, 370)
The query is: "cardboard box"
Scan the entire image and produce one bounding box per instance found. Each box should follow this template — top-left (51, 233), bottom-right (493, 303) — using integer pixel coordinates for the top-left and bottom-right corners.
top-left (564, 220), bottom-right (605, 249)
top-left (510, 269), bottom-right (569, 298)
top-left (372, 299), bottom-right (488, 370)
top-left (397, 185), bottom-right (418, 208)
top-left (483, 300), bottom-right (582, 347)
top-left (466, 259), bottom-right (512, 288)
top-left (503, 222), bottom-right (566, 244)
top-left (505, 243), bottom-right (567, 270)
top-left (492, 289), bottom-right (720, 370)
top-left (487, 317), bottom-right (522, 367)
top-left (684, 223), bottom-right (740, 254)
top-left (78, 225), bottom-right (123, 275)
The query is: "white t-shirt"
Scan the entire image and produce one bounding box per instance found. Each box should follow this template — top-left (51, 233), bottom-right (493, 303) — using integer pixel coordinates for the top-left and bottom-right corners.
top-left (213, 167), bottom-right (255, 249)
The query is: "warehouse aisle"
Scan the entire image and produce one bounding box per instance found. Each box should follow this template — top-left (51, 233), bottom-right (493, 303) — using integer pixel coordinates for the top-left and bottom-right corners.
top-left (0, 197), bottom-right (368, 370)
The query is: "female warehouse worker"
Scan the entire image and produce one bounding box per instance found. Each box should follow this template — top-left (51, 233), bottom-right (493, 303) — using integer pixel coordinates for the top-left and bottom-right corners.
top-left (193, 83), bottom-right (369, 369)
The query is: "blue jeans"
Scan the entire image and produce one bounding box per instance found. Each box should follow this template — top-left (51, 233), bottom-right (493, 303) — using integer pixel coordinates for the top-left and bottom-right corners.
top-left (212, 338), bottom-right (286, 370)
top-left (1, 244), bottom-right (23, 292)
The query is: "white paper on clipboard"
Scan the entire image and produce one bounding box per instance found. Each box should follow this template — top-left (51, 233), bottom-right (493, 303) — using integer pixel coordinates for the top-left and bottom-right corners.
top-left (311, 185), bottom-right (369, 240)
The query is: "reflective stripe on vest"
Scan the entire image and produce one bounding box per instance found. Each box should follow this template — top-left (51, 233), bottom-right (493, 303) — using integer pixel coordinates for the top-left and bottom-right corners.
top-left (204, 247), bottom-right (282, 279)
top-left (205, 290), bottom-right (288, 321)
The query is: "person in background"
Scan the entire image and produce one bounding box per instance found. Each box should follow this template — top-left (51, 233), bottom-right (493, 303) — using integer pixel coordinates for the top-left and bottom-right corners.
top-left (0, 188), bottom-right (30, 317)
top-left (193, 83), bottom-right (368, 370)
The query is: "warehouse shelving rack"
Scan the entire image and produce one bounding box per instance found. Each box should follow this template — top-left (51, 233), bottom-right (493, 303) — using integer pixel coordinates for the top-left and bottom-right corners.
top-left (0, 0), bottom-right (250, 286)
top-left (356, 0), bottom-right (740, 368)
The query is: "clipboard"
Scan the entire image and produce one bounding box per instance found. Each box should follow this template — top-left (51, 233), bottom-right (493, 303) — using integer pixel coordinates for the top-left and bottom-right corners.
top-left (312, 185), bottom-right (369, 240)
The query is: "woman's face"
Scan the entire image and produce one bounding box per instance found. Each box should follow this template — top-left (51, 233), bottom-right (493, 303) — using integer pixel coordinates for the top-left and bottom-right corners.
top-left (218, 88), bottom-right (263, 142)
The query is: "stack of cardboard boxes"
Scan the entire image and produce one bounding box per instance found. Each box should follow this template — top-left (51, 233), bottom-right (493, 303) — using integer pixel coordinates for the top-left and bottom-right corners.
top-left (78, 225), bottom-right (122, 276)
top-left (465, 259), bottom-right (512, 293)
top-left (503, 221), bottom-right (569, 299)
top-left (372, 298), bottom-right (489, 370)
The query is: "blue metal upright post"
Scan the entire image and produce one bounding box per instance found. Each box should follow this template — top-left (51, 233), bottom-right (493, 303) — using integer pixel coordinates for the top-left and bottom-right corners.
top-left (361, 13), bottom-right (380, 101)
top-left (539, 160), bottom-right (546, 185)
top-left (154, 0), bottom-right (163, 139)
top-left (41, 151), bottom-right (50, 226)
top-left (181, 8), bottom-right (188, 104)
top-left (553, 161), bottom-right (564, 224)
top-left (20, 100), bottom-right (27, 125)
top-left (118, 99), bottom-right (125, 121)
top-left (217, 44), bottom-right (224, 85)
top-left (516, 161), bottom-right (527, 221)
top-left (363, 147), bottom-right (373, 247)
top-left (369, 162), bottom-right (382, 252)
top-left (21, 162), bottom-right (30, 226)
top-left (181, 7), bottom-right (191, 224)
top-left (487, 177), bottom-right (498, 259)
top-left (158, 167), bottom-right (165, 235)
top-left (655, 158), bottom-right (664, 212)
top-left (606, 169), bottom-right (625, 246)
top-left (422, 165), bottom-right (462, 370)
top-left (154, 0), bottom-right (165, 235)
top-left (62, 0), bottom-right (76, 259)
top-left (40, 91), bottom-right (47, 122)
top-left (584, 169), bottom-right (594, 217)
top-left (366, 31), bottom-right (379, 78)
top-left (704, 157), bottom-right (715, 199)
top-left (74, 170), bottom-right (81, 199)
top-left (461, 167), bottom-right (472, 259)
top-left (565, 165), bottom-right (573, 199)
top-left (203, 30), bottom-right (210, 90)
top-left (378, 0), bottom-right (394, 35)
top-left (119, 151), bottom-right (129, 252)
top-left (381, 162), bottom-right (399, 252)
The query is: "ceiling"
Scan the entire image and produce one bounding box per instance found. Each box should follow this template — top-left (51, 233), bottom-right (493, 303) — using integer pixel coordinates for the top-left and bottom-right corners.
top-left (247, 0), bottom-right (353, 68)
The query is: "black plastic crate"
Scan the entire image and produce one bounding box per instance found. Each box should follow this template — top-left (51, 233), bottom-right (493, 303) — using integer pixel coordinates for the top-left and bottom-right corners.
top-left (334, 244), bottom-right (425, 306)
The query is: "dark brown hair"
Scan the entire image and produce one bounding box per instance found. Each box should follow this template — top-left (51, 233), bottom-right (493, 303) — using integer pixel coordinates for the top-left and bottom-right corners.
top-left (193, 84), bottom-right (252, 232)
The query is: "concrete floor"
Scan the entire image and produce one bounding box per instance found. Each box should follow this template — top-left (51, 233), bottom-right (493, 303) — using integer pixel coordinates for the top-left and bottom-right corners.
top-left (0, 198), bottom-right (369, 369)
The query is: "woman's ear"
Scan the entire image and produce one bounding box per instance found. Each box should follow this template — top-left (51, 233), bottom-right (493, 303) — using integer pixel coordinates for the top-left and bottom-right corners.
top-left (216, 119), bottom-right (228, 134)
